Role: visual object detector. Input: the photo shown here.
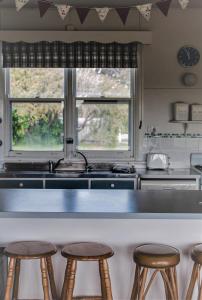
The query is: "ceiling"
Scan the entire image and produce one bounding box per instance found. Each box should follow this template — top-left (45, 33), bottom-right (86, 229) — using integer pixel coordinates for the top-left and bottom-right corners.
top-left (0, 0), bottom-right (202, 8)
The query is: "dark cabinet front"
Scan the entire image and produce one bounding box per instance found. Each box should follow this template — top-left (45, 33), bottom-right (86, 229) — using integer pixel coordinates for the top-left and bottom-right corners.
top-left (91, 180), bottom-right (135, 190)
top-left (45, 180), bottom-right (89, 189)
top-left (0, 180), bottom-right (43, 189)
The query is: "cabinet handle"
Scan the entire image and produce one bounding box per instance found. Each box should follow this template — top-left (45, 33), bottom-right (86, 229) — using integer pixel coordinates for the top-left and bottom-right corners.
top-left (19, 182), bottom-right (24, 188)
top-left (110, 183), bottom-right (115, 188)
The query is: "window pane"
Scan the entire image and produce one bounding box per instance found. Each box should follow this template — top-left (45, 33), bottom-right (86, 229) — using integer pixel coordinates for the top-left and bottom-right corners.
top-left (9, 68), bottom-right (64, 98)
top-left (76, 102), bottom-right (130, 150)
top-left (12, 102), bottom-right (64, 151)
top-left (76, 68), bottom-right (131, 98)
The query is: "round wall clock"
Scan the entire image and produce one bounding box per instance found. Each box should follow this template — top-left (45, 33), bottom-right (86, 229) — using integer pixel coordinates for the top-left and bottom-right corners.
top-left (177, 46), bottom-right (200, 67)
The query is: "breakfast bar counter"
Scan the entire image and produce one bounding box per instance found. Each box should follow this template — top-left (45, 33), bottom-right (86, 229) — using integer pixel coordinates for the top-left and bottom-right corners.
top-left (1, 189), bottom-right (202, 299)
top-left (0, 189), bottom-right (201, 219)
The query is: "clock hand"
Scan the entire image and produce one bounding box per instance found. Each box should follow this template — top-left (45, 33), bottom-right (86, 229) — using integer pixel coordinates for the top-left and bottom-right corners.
top-left (185, 48), bottom-right (190, 60)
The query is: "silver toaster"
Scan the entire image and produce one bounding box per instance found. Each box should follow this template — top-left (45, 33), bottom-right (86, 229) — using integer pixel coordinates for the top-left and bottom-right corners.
top-left (146, 153), bottom-right (169, 170)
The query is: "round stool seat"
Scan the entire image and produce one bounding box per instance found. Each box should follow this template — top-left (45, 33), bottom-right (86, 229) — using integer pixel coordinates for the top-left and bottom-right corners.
top-left (191, 244), bottom-right (202, 264)
top-left (61, 242), bottom-right (114, 261)
top-left (4, 241), bottom-right (57, 259)
top-left (133, 243), bottom-right (180, 269)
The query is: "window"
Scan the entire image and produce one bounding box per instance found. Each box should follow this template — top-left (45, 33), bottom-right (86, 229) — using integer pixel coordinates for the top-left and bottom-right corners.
top-left (7, 68), bottom-right (64, 153)
top-left (5, 68), bottom-right (136, 159)
top-left (75, 68), bottom-right (134, 153)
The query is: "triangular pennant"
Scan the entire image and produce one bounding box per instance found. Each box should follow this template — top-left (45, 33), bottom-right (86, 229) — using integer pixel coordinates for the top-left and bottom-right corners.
top-left (38, 0), bottom-right (52, 18)
top-left (156, 0), bottom-right (172, 16)
top-left (76, 7), bottom-right (90, 24)
top-left (116, 8), bottom-right (130, 25)
top-left (136, 3), bottom-right (152, 22)
top-left (178, 0), bottom-right (189, 9)
top-left (55, 4), bottom-right (71, 20)
top-left (95, 8), bottom-right (110, 22)
top-left (15, 0), bottom-right (30, 12)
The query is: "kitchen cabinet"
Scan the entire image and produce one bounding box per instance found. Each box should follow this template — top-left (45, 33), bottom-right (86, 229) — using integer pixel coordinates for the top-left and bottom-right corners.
top-left (0, 180), bottom-right (43, 189)
top-left (45, 179), bottom-right (89, 189)
top-left (91, 179), bottom-right (135, 190)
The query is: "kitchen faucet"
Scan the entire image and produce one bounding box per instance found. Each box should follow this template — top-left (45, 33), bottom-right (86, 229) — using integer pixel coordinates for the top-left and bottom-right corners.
top-left (76, 150), bottom-right (91, 172)
top-left (48, 158), bottom-right (64, 173)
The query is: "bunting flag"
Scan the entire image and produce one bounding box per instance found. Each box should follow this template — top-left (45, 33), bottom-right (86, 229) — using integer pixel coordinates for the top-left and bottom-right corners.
top-left (116, 8), bottom-right (130, 25)
top-left (178, 0), bottom-right (190, 9)
top-left (95, 8), bottom-right (110, 22)
top-left (38, 1), bottom-right (52, 17)
top-left (136, 3), bottom-right (152, 22)
top-left (76, 8), bottom-right (90, 24)
top-left (156, 0), bottom-right (172, 16)
top-left (55, 4), bottom-right (71, 20)
top-left (15, 0), bottom-right (30, 12)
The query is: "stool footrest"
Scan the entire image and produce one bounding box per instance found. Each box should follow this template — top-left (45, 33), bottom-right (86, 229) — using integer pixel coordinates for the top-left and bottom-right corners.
top-left (73, 296), bottom-right (102, 300)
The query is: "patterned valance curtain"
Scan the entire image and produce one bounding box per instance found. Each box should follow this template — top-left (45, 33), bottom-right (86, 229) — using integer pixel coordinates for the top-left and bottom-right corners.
top-left (2, 41), bottom-right (138, 68)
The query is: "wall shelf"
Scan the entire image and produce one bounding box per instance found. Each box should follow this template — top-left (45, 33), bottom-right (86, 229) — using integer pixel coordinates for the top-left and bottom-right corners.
top-left (169, 120), bottom-right (202, 134)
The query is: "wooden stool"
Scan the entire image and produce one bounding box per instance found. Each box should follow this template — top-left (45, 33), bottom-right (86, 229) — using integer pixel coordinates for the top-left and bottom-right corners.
top-left (186, 244), bottom-right (202, 300)
top-left (4, 241), bottom-right (57, 300)
top-left (130, 243), bottom-right (180, 300)
top-left (61, 242), bottom-right (114, 300)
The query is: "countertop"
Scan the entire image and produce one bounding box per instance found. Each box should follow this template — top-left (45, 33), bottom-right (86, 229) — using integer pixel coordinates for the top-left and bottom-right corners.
top-left (0, 189), bottom-right (202, 219)
top-left (138, 168), bottom-right (201, 179)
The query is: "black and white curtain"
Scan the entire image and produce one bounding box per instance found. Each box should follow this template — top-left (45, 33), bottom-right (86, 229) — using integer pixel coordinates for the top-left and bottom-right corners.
top-left (2, 41), bottom-right (138, 68)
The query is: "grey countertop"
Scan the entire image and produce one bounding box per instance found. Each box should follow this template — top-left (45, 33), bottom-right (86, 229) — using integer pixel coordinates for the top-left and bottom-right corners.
top-left (138, 168), bottom-right (201, 179)
top-left (0, 189), bottom-right (202, 219)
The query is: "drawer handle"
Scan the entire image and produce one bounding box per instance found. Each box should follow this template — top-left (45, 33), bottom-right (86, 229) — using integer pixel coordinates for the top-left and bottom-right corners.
top-left (19, 182), bottom-right (24, 188)
top-left (110, 183), bottom-right (115, 188)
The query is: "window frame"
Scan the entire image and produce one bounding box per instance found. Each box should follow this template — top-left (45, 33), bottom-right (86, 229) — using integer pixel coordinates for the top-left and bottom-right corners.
top-left (72, 68), bottom-right (136, 160)
top-left (4, 67), bottom-right (138, 162)
top-left (4, 68), bottom-right (66, 159)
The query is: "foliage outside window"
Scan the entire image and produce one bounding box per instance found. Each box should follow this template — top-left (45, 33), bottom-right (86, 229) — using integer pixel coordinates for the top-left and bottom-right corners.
top-left (8, 69), bottom-right (64, 152)
top-left (75, 68), bottom-right (132, 151)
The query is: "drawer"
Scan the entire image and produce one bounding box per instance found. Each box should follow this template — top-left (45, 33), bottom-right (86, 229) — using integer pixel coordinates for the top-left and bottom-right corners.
top-left (45, 179), bottom-right (89, 189)
top-left (91, 180), bottom-right (134, 190)
top-left (0, 180), bottom-right (43, 189)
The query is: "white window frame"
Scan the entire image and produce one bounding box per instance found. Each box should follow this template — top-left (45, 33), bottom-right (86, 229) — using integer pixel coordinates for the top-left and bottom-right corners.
top-left (4, 68), bottom-right (66, 159)
top-left (3, 66), bottom-right (140, 162)
top-left (71, 68), bottom-right (136, 161)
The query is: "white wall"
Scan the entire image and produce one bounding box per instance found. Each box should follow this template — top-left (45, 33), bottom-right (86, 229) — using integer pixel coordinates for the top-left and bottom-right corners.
top-left (1, 7), bottom-right (202, 167)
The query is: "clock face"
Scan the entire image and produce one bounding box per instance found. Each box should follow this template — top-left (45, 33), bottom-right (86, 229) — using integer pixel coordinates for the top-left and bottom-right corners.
top-left (177, 46), bottom-right (200, 67)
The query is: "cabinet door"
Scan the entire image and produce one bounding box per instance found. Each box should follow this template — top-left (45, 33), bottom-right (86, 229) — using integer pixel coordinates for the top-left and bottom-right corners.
top-left (45, 179), bottom-right (89, 189)
top-left (91, 180), bottom-right (134, 190)
top-left (0, 180), bottom-right (43, 189)
top-left (0, 248), bottom-right (7, 299)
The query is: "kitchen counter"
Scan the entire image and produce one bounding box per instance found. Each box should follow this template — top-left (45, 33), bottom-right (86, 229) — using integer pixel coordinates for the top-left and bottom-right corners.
top-left (138, 168), bottom-right (201, 179)
top-left (0, 189), bottom-right (202, 219)
top-left (1, 188), bottom-right (202, 299)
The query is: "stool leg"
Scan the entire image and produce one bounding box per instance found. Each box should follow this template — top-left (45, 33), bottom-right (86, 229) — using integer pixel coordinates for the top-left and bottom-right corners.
top-left (46, 257), bottom-right (57, 300)
top-left (130, 265), bottom-right (141, 300)
top-left (4, 258), bottom-right (16, 300)
top-left (12, 258), bottom-right (21, 300)
top-left (61, 259), bottom-right (77, 300)
top-left (99, 259), bottom-right (113, 300)
top-left (138, 268), bottom-right (148, 300)
top-left (160, 269), bottom-right (175, 300)
top-left (40, 257), bottom-right (51, 300)
top-left (186, 263), bottom-right (200, 300)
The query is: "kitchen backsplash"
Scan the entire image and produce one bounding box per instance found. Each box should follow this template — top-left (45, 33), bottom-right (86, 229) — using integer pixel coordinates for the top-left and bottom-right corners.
top-left (143, 133), bottom-right (202, 168)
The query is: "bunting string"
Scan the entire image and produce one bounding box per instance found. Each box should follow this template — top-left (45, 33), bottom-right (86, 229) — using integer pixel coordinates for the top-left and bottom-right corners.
top-left (15, 0), bottom-right (191, 24)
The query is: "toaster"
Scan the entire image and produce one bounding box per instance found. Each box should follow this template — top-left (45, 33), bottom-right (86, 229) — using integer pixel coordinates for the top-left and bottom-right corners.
top-left (146, 153), bottom-right (169, 170)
